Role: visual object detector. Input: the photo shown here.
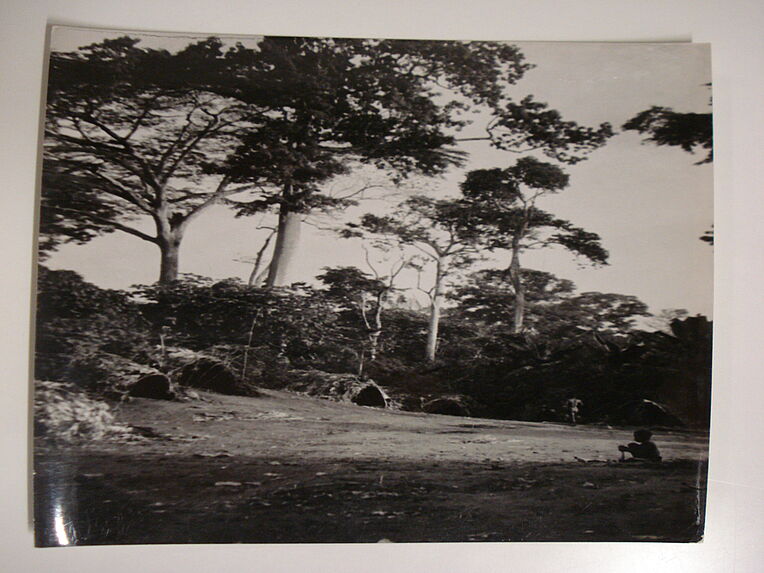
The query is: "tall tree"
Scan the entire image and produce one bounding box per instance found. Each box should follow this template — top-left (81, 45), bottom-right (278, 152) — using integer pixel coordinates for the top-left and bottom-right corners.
top-left (43, 37), bottom-right (268, 282)
top-left (458, 157), bottom-right (609, 333)
top-left (43, 36), bottom-right (531, 284)
top-left (345, 195), bottom-right (481, 362)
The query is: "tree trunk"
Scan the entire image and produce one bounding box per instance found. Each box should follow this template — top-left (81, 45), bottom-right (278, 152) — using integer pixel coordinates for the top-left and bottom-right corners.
top-left (367, 290), bottom-right (384, 363)
top-left (357, 349), bottom-right (365, 377)
top-left (368, 330), bottom-right (381, 362)
top-left (425, 259), bottom-right (445, 362)
top-left (507, 206), bottom-right (532, 334)
top-left (265, 202), bottom-right (302, 288)
top-left (158, 234), bottom-right (182, 283)
top-left (508, 241), bottom-right (525, 334)
top-left (154, 201), bottom-right (186, 284)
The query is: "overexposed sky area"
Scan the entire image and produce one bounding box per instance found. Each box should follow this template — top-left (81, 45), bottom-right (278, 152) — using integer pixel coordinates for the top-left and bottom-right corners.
top-left (45, 28), bottom-right (713, 317)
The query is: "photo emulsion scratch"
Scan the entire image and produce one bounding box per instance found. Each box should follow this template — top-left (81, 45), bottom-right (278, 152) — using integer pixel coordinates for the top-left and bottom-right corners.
top-left (33, 27), bottom-right (712, 545)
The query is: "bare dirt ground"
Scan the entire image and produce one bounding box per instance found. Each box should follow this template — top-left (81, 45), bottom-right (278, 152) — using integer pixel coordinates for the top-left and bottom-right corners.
top-left (34, 389), bottom-right (708, 545)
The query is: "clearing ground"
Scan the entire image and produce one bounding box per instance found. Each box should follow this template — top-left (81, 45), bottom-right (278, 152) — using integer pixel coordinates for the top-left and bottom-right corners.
top-left (34, 389), bottom-right (708, 545)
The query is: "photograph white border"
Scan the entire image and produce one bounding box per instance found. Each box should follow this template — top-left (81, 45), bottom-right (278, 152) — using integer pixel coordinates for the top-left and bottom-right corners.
top-left (1, 1), bottom-right (762, 571)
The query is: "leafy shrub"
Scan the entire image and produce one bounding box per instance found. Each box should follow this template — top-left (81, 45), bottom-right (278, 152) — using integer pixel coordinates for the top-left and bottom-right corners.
top-left (449, 318), bottom-right (712, 426)
top-left (134, 276), bottom-right (346, 366)
top-left (35, 266), bottom-right (154, 380)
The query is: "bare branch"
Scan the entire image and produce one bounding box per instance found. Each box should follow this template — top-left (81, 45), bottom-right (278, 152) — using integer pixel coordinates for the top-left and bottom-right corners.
top-left (415, 267), bottom-right (435, 302)
top-left (158, 117), bottom-right (221, 183)
top-left (124, 94), bottom-right (163, 140)
top-left (181, 178), bottom-right (260, 226)
top-left (247, 228), bottom-right (277, 286)
top-left (388, 255), bottom-right (409, 287)
top-left (331, 183), bottom-right (386, 202)
top-left (86, 169), bottom-right (155, 214)
top-left (302, 218), bottom-right (339, 233)
top-left (155, 105), bottom-right (202, 175)
top-left (50, 126), bottom-right (162, 194)
top-left (359, 293), bottom-right (372, 330)
top-left (82, 115), bottom-right (163, 190)
top-left (45, 205), bottom-right (158, 244)
top-left (410, 241), bottom-right (439, 260)
top-left (363, 246), bottom-right (381, 280)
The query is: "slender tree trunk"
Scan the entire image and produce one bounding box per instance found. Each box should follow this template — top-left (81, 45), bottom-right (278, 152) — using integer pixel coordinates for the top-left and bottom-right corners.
top-left (357, 349), bottom-right (366, 377)
top-left (248, 263), bottom-right (262, 287)
top-left (367, 290), bottom-right (384, 362)
top-left (425, 259), bottom-right (445, 362)
top-left (508, 237), bottom-right (525, 334)
top-left (241, 311), bottom-right (260, 380)
top-left (368, 330), bottom-right (381, 362)
top-left (266, 189), bottom-right (302, 287)
top-left (507, 206), bottom-right (532, 334)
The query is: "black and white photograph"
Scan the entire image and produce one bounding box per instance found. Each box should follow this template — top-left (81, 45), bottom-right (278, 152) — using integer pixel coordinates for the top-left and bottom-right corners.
top-left (32, 26), bottom-right (713, 546)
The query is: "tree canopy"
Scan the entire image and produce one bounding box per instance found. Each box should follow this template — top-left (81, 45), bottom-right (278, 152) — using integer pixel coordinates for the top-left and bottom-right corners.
top-left (623, 105), bottom-right (713, 164)
top-left (454, 157), bottom-right (609, 333)
top-left (458, 158), bottom-right (608, 263)
top-left (42, 35), bottom-right (615, 285)
top-left (42, 36), bottom-right (531, 282)
top-left (43, 37), bottom-right (268, 280)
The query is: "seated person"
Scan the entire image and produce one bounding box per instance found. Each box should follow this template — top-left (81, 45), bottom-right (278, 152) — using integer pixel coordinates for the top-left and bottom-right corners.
top-left (618, 429), bottom-right (662, 462)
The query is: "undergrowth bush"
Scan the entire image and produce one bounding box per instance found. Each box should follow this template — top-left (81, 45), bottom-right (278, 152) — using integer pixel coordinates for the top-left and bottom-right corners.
top-left (35, 266), bottom-right (154, 380)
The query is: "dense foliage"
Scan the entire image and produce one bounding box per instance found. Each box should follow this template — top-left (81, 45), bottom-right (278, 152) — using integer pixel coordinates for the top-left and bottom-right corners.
top-left (35, 266), bottom-right (711, 427)
top-left (623, 106), bottom-right (713, 164)
top-left (35, 266), bottom-right (153, 379)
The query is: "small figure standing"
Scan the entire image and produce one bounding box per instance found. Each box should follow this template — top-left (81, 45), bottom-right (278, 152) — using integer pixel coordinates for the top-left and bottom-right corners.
top-left (564, 397), bottom-right (583, 425)
top-left (618, 429), bottom-right (662, 462)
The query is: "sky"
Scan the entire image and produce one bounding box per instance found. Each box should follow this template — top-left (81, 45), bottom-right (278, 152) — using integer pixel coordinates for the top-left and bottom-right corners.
top-left (44, 28), bottom-right (713, 318)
